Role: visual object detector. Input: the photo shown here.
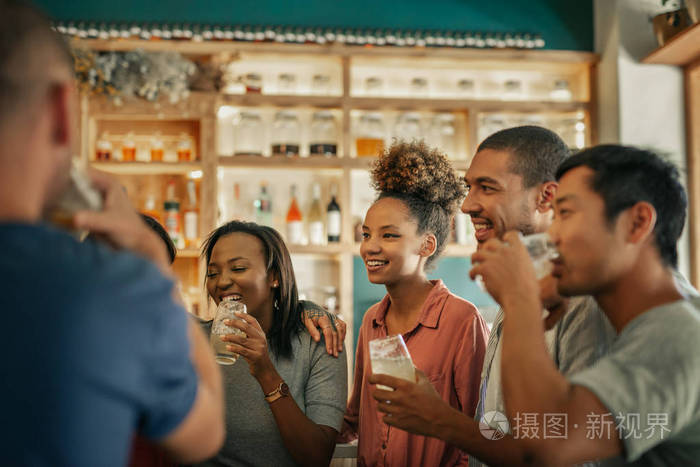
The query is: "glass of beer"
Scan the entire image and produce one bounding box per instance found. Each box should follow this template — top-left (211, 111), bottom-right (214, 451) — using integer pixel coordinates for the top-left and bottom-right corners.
top-left (369, 334), bottom-right (415, 390)
top-left (210, 298), bottom-right (247, 365)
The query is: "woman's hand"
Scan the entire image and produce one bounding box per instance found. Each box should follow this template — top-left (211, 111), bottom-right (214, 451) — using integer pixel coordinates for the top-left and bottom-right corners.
top-left (222, 312), bottom-right (276, 381)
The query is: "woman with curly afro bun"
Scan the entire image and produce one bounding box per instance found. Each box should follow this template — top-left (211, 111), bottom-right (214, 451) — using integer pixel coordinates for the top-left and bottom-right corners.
top-left (338, 141), bottom-right (489, 466)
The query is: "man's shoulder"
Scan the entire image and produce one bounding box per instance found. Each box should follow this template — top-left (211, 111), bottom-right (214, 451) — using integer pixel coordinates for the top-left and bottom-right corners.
top-left (1, 224), bottom-right (172, 305)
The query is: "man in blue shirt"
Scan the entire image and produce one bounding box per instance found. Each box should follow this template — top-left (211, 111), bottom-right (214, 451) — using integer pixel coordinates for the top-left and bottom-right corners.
top-left (0, 1), bottom-right (224, 465)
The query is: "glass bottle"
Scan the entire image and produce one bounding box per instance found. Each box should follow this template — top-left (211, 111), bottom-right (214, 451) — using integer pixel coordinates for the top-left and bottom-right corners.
top-left (326, 184), bottom-right (341, 243)
top-left (142, 194), bottom-right (162, 224)
top-left (253, 182), bottom-right (272, 226)
top-left (150, 132), bottom-right (164, 162)
top-left (95, 132), bottom-right (112, 161)
top-left (393, 112), bottom-right (423, 142)
top-left (356, 113), bottom-right (385, 158)
top-left (183, 179), bottom-right (199, 249)
top-left (163, 180), bottom-right (183, 249)
top-left (271, 110), bottom-right (301, 157)
top-left (503, 79), bottom-right (524, 100)
top-left (286, 184), bottom-right (304, 245)
top-left (309, 111), bottom-right (338, 157)
top-left (177, 133), bottom-right (193, 162)
top-left (428, 113), bottom-right (456, 158)
top-left (233, 111), bottom-right (264, 156)
top-left (308, 183), bottom-right (325, 246)
top-left (121, 132), bottom-right (136, 162)
top-left (457, 78), bottom-right (475, 97)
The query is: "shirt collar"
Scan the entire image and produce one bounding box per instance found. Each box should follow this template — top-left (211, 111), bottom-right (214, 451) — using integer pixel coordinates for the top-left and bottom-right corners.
top-left (371, 279), bottom-right (449, 331)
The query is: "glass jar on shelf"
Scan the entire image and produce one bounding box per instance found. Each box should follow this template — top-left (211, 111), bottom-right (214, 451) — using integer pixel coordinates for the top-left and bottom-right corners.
top-left (356, 112), bottom-right (385, 158)
top-left (311, 74), bottom-right (331, 95)
top-left (277, 73), bottom-right (297, 94)
top-left (177, 133), bottom-right (193, 162)
top-left (393, 112), bottom-right (423, 142)
top-left (364, 76), bottom-right (383, 96)
top-left (271, 110), bottom-right (301, 157)
top-left (233, 111), bottom-right (265, 156)
top-left (95, 132), bottom-right (112, 161)
top-left (410, 77), bottom-right (428, 97)
top-left (553, 115), bottom-right (586, 150)
top-left (309, 111), bottom-right (338, 157)
top-left (457, 78), bottom-right (475, 97)
top-left (502, 79), bottom-right (524, 100)
top-left (150, 132), bottom-right (164, 162)
top-left (121, 132), bottom-right (136, 162)
top-left (550, 79), bottom-right (573, 102)
top-left (478, 114), bottom-right (508, 143)
top-left (428, 113), bottom-right (456, 158)
top-left (243, 73), bottom-right (262, 94)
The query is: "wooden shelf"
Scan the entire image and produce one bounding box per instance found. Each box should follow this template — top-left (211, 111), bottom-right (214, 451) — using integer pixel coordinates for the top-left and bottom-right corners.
top-left (218, 155), bottom-right (467, 170)
top-left (74, 38), bottom-right (597, 64)
top-left (177, 248), bottom-right (201, 258)
top-left (352, 242), bottom-right (476, 257)
top-left (91, 161), bottom-right (203, 175)
top-left (642, 22), bottom-right (700, 66)
top-left (288, 243), bottom-right (349, 256)
top-left (348, 97), bottom-right (588, 113)
top-left (220, 94), bottom-right (342, 108)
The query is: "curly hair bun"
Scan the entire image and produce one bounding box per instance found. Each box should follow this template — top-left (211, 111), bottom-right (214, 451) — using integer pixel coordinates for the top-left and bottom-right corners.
top-left (370, 140), bottom-right (466, 214)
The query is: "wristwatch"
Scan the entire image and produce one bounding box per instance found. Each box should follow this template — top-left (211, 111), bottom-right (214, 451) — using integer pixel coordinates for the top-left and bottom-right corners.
top-left (264, 381), bottom-right (290, 403)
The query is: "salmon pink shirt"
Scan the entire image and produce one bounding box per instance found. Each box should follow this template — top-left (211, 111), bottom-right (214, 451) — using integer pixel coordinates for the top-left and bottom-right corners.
top-left (341, 280), bottom-right (489, 466)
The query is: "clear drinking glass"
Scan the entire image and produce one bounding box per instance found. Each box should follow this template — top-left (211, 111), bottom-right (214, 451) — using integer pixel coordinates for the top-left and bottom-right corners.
top-left (369, 335), bottom-right (415, 390)
top-left (210, 299), bottom-right (247, 365)
top-left (519, 232), bottom-right (559, 279)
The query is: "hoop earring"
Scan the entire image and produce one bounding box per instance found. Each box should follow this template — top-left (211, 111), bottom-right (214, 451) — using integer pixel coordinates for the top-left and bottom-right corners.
top-left (274, 298), bottom-right (279, 310)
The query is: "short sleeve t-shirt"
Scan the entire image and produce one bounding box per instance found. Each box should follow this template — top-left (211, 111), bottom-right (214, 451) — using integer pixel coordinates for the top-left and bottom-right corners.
top-left (0, 223), bottom-right (198, 467)
top-left (570, 297), bottom-right (700, 466)
top-left (196, 314), bottom-right (348, 467)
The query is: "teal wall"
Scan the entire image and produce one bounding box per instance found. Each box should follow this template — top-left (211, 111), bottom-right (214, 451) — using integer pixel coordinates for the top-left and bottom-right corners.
top-left (36, 0), bottom-right (593, 51)
top-left (352, 255), bottom-right (495, 353)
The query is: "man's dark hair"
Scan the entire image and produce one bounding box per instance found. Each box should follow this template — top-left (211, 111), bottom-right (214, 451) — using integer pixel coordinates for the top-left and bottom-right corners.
top-left (141, 214), bottom-right (177, 265)
top-left (0, 0), bottom-right (73, 122)
top-left (556, 145), bottom-right (687, 268)
top-left (477, 125), bottom-right (571, 188)
top-left (201, 221), bottom-right (304, 359)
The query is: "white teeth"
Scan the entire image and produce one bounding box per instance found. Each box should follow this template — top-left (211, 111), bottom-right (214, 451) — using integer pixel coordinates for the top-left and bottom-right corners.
top-left (473, 223), bottom-right (491, 231)
top-left (366, 260), bottom-right (387, 266)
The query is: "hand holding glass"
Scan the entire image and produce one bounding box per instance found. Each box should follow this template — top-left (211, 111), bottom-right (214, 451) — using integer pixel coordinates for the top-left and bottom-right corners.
top-left (210, 299), bottom-right (247, 365)
top-left (369, 335), bottom-right (415, 390)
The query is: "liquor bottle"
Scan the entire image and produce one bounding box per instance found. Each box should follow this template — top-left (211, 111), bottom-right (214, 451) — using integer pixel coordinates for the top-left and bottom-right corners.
top-left (253, 182), bottom-right (272, 226)
top-left (327, 184), bottom-right (341, 243)
top-left (150, 132), bottom-right (164, 162)
top-left (163, 180), bottom-right (183, 249)
top-left (286, 184), bottom-right (304, 245)
top-left (142, 194), bottom-right (162, 224)
top-left (308, 183), bottom-right (325, 245)
top-left (95, 132), bottom-right (112, 161)
top-left (229, 182), bottom-right (244, 221)
top-left (183, 179), bottom-right (199, 249)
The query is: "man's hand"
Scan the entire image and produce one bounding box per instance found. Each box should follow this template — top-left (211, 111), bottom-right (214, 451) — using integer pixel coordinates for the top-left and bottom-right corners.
top-left (73, 169), bottom-right (170, 270)
top-left (470, 231), bottom-right (540, 311)
top-left (302, 303), bottom-right (347, 357)
top-left (540, 274), bottom-right (570, 330)
top-left (369, 370), bottom-right (452, 439)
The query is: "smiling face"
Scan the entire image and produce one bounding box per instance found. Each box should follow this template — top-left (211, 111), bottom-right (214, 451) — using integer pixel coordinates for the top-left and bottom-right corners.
top-left (462, 148), bottom-right (540, 247)
top-left (549, 166), bottom-right (627, 297)
top-left (360, 197), bottom-right (427, 285)
top-left (206, 232), bottom-right (276, 319)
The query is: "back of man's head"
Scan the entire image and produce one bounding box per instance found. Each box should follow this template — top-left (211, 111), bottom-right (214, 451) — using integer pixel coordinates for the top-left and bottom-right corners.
top-left (0, 0), bottom-right (73, 129)
top-left (556, 145), bottom-right (687, 268)
top-left (477, 125), bottom-right (570, 188)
